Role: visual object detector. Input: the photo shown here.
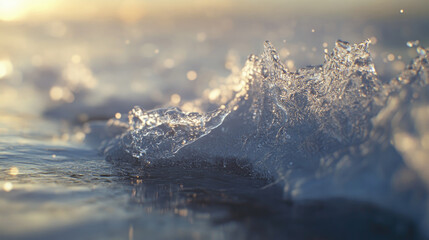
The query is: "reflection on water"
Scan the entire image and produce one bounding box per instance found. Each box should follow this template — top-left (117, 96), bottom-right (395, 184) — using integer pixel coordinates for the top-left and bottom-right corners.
top-left (125, 167), bottom-right (420, 240)
top-left (0, 151), bottom-right (422, 240)
top-left (0, 114), bottom-right (425, 240)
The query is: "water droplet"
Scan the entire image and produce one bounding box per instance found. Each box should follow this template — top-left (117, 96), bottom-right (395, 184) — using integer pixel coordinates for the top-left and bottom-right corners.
top-left (406, 40), bottom-right (420, 48)
top-left (369, 36), bottom-right (378, 45)
top-left (262, 67), bottom-right (269, 78)
top-left (416, 46), bottom-right (427, 56)
top-left (273, 53), bottom-right (280, 62)
top-left (336, 40), bottom-right (351, 51)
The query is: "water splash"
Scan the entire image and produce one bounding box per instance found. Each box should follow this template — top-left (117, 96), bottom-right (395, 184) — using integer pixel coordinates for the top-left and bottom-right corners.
top-left (90, 40), bottom-right (429, 234)
top-left (100, 39), bottom-right (382, 172)
top-left (407, 40), bottom-right (420, 48)
top-left (94, 40), bottom-right (428, 181)
top-left (102, 106), bottom-right (229, 165)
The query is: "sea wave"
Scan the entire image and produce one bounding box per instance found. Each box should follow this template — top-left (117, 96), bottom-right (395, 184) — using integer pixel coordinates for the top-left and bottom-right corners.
top-left (88, 39), bottom-right (429, 232)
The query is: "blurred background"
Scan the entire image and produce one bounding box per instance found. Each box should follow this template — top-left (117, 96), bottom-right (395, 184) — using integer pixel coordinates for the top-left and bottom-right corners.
top-left (0, 0), bottom-right (428, 124)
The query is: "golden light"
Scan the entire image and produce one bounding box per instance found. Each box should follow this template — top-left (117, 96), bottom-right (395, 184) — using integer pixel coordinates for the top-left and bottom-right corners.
top-left (49, 86), bottom-right (64, 101)
top-left (170, 94), bottom-right (181, 105)
top-left (71, 55), bottom-right (81, 64)
top-left (0, 63), bottom-right (7, 78)
top-left (208, 89), bottom-right (221, 101)
top-left (0, 59), bottom-right (13, 79)
top-left (118, 0), bottom-right (145, 23)
top-left (0, 0), bottom-right (62, 22)
top-left (286, 60), bottom-right (295, 70)
top-left (186, 71), bottom-right (197, 81)
top-left (3, 182), bottom-right (13, 192)
top-left (9, 167), bottom-right (19, 176)
top-left (163, 59), bottom-right (175, 69)
top-left (0, 0), bottom-right (27, 21)
top-left (74, 132), bottom-right (85, 142)
top-left (49, 86), bottom-right (75, 103)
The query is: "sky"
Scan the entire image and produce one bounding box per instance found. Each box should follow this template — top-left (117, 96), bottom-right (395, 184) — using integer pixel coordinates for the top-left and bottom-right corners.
top-left (0, 0), bottom-right (427, 22)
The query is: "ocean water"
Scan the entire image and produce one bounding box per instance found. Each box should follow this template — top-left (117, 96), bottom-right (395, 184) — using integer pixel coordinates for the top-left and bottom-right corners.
top-left (1, 10), bottom-right (429, 240)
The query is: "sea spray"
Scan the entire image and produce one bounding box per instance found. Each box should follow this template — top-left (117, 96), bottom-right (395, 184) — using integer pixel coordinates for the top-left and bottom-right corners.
top-left (92, 40), bottom-right (429, 232)
top-left (99, 40), bottom-right (382, 173)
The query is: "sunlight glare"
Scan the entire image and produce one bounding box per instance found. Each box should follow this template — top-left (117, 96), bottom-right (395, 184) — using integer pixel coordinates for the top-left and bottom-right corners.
top-left (9, 167), bottom-right (19, 176)
top-left (0, 0), bottom-right (59, 21)
top-left (0, 59), bottom-right (13, 79)
top-left (0, 0), bottom-right (27, 21)
top-left (3, 182), bottom-right (13, 192)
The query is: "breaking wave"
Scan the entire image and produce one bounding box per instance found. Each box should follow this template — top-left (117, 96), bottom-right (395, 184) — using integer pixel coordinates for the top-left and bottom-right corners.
top-left (87, 39), bottom-right (429, 231)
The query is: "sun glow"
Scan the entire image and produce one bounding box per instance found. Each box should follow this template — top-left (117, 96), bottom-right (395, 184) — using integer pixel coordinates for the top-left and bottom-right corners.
top-left (0, 0), bottom-right (59, 22)
top-left (0, 0), bottom-right (426, 23)
top-left (0, 0), bottom-right (28, 21)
